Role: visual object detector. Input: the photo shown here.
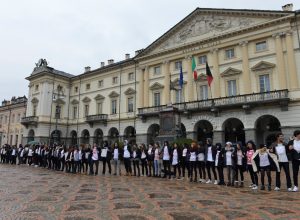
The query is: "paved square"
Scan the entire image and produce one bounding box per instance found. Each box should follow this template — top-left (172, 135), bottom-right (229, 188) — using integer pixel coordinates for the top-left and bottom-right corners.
top-left (0, 164), bottom-right (299, 220)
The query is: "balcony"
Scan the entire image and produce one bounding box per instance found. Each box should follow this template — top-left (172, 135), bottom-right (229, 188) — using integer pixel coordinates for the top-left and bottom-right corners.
top-left (138, 90), bottom-right (289, 118)
top-left (21, 116), bottom-right (38, 128)
top-left (86, 114), bottom-right (108, 127)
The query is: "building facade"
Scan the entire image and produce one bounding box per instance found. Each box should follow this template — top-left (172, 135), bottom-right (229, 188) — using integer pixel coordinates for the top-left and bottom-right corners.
top-left (23, 6), bottom-right (300, 146)
top-left (0, 96), bottom-right (27, 146)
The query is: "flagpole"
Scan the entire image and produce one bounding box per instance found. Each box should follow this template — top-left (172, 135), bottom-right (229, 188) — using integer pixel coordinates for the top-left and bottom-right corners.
top-left (195, 80), bottom-right (199, 101)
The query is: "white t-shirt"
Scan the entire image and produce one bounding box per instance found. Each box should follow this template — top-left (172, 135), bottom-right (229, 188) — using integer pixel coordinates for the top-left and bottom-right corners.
top-left (163, 146), bottom-right (170, 161)
top-left (92, 148), bottom-right (98, 161)
top-left (28, 149), bottom-right (33, 157)
top-left (207, 146), bottom-right (213, 162)
top-left (276, 143), bottom-right (288, 162)
top-left (154, 149), bottom-right (159, 160)
top-left (294, 140), bottom-right (300, 153)
top-left (101, 148), bottom-right (108, 158)
top-left (141, 151), bottom-right (146, 159)
top-left (133, 151), bottom-right (137, 158)
top-left (197, 153), bottom-right (205, 161)
top-left (113, 148), bottom-right (119, 160)
top-left (215, 151), bottom-right (220, 166)
top-left (226, 151), bottom-right (232, 166)
top-left (259, 152), bottom-right (270, 167)
top-left (172, 149), bottom-right (178, 165)
top-left (182, 148), bottom-right (187, 157)
top-left (237, 150), bottom-right (243, 165)
top-left (123, 146), bottom-right (130, 158)
top-left (190, 152), bottom-right (196, 161)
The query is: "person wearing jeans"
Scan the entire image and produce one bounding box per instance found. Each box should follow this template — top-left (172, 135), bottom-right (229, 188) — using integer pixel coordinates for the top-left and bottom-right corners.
top-left (112, 142), bottom-right (122, 176)
top-left (90, 144), bottom-right (99, 175)
top-left (270, 133), bottom-right (292, 191)
top-left (162, 141), bottom-right (171, 179)
top-left (224, 142), bottom-right (235, 187)
top-left (153, 143), bottom-right (160, 177)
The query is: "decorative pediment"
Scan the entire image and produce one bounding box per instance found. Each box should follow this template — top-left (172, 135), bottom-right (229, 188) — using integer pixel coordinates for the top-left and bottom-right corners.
top-left (150, 82), bottom-right (164, 90)
top-left (31, 97), bottom-right (39, 104)
top-left (220, 67), bottom-right (242, 77)
top-left (137, 8), bottom-right (291, 57)
top-left (196, 73), bottom-right (208, 82)
top-left (71, 99), bottom-right (79, 105)
top-left (171, 78), bottom-right (187, 85)
top-left (94, 94), bottom-right (105, 100)
top-left (82, 97), bottom-right (91, 103)
top-left (124, 88), bottom-right (136, 95)
top-left (251, 61), bottom-right (275, 71)
top-left (54, 98), bottom-right (65, 105)
top-left (109, 91), bottom-right (119, 98)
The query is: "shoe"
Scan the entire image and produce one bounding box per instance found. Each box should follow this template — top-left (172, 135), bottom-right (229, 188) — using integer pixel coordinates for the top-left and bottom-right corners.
top-left (274, 187), bottom-right (280, 191)
top-left (226, 183), bottom-right (231, 187)
top-left (268, 185), bottom-right (271, 191)
top-left (287, 188), bottom-right (292, 192)
top-left (252, 185), bottom-right (258, 190)
top-left (206, 179), bottom-right (212, 184)
top-left (260, 185), bottom-right (265, 190)
top-left (249, 184), bottom-right (254, 188)
top-left (292, 186), bottom-right (298, 192)
top-left (214, 180), bottom-right (218, 185)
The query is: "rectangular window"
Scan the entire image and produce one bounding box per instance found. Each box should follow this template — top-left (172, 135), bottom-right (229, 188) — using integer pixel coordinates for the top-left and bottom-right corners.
top-left (200, 85), bottom-right (208, 100)
top-left (73, 106), bottom-right (78, 119)
top-left (128, 97), bottom-right (134, 112)
top-left (227, 80), bottom-right (237, 96)
top-left (111, 100), bottom-right (117, 114)
top-left (256, 41), bottom-right (267, 52)
top-left (259, 74), bottom-right (270, 92)
top-left (128, 73), bottom-right (134, 81)
top-left (154, 66), bottom-right (161, 75)
top-left (97, 102), bottom-right (103, 114)
top-left (55, 105), bottom-right (61, 119)
top-left (98, 80), bottom-right (103, 88)
top-left (35, 84), bottom-right (39, 91)
top-left (86, 84), bottom-right (90, 90)
top-left (154, 92), bottom-right (161, 106)
top-left (84, 105), bottom-right (89, 117)
top-left (112, 77), bottom-right (118, 84)
top-left (33, 105), bottom-right (37, 116)
top-left (175, 90), bottom-right (183, 103)
top-left (198, 55), bottom-right (207, 65)
top-left (174, 61), bottom-right (182, 70)
top-left (74, 87), bottom-right (78, 93)
top-left (225, 48), bottom-right (235, 59)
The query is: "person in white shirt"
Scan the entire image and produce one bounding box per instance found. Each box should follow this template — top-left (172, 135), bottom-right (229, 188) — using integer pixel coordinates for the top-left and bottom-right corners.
top-left (153, 143), bottom-right (161, 177)
top-left (90, 144), bottom-right (99, 175)
top-left (101, 141), bottom-right (112, 175)
top-left (123, 140), bottom-right (132, 176)
top-left (140, 144), bottom-right (148, 176)
top-left (112, 142), bottom-right (121, 176)
top-left (270, 133), bottom-right (292, 191)
top-left (197, 142), bottom-right (206, 183)
top-left (189, 141), bottom-right (198, 182)
top-left (162, 141), bottom-right (171, 179)
top-left (288, 130), bottom-right (300, 192)
top-left (171, 143), bottom-right (182, 179)
top-left (224, 142), bottom-right (235, 187)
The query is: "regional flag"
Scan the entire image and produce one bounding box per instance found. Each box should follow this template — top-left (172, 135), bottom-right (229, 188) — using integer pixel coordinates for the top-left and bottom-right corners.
top-left (192, 56), bottom-right (198, 81)
top-left (206, 62), bottom-right (213, 87)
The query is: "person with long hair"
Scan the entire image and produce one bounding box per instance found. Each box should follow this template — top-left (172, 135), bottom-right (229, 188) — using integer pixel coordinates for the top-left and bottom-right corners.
top-left (215, 143), bottom-right (225, 185)
top-left (171, 143), bottom-right (182, 179)
top-left (224, 142), bottom-right (235, 187)
top-left (233, 142), bottom-right (246, 187)
top-left (147, 144), bottom-right (155, 177)
top-left (288, 130), bottom-right (300, 192)
top-left (197, 142), bottom-right (206, 183)
top-left (112, 142), bottom-right (122, 176)
top-left (189, 141), bottom-right (198, 182)
top-left (246, 141), bottom-right (258, 189)
top-left (181, 143), bottom-right (190, 180)
top-left (123, 140), bottom-right (132, 176)
top-left (140, 144), bottom-right (148, 177)
top-left (132, 144), bottom-right (141, 177)
top-left (205, 138), bottom-right (217, 184)
top-left (101, 141), bottom-right (112, 175)
top-left (154, 142), bottom-right (161, 177)
top-left (162, 141), bottom-right (171, 179)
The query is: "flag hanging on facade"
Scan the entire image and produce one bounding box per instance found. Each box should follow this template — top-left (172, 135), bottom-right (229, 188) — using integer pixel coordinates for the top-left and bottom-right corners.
top-left (179, 65), bottom-right (183, 89)
top-left (192, 56), bottom-right (198, 81)
top-left (206, 61), bottom-right (213, 87)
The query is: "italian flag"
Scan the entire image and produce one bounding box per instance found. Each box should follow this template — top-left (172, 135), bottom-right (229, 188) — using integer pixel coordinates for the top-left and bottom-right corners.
top-left (192, 56), bottom-right (198, 80)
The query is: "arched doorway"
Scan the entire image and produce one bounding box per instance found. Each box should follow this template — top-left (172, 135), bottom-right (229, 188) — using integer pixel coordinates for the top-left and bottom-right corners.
top-left (50, 130), bottom-right (61, 145)
top-left (108, 127), bottom-right (119, 144)
top-left (255, 115), bottom-right (281, 146)
top-left (223, 118), bottom-right (245, 144)
top-left (194, 120), bottom-right (213, 144)
top-left (124, 126), bottom-right (136, 144)
top-left (70, 130), bottom-right (77, 146)
top-left (94, 129), bottom-right (103, 146)
top-left (147, 124), bottom-right (160, 144)
top-left (81, 129), bottom-right (90, 145)
top-left (27, 129), bottom-right (35, 143)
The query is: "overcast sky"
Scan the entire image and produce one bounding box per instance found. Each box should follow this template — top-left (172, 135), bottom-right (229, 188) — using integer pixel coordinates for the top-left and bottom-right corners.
top-left (0, 0), bottom-right (298, 101)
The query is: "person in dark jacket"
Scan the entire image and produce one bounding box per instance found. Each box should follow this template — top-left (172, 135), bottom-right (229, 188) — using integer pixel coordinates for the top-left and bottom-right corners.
top-left (197, 142), bottom-right (206, 183)
top-left (215, 143), bottom-right (225, 185)
top-left (233, 142), bottom-right (247, 187)
top-left (162, 141), bottom-right (172, 179)
top-left (288, 130), bottom-right (300, 192)
top-left (101, 141), bottom-right (112, 175)
top-left (189, 141), bottom-right (198, 182)
top-left (140, 144), bottom-right (148, 176)
top-left (147, 144), bottom-right (155, 177)
top-left (205, 138), bottom-right (217, 184)
top-left (246, 141), bottom-right (258, 189)
top-left (171, 143), bottom-right (182, 179)
top-left (112, 142), bottom-right (122, 176)
top-left (224, 142), bottom-right (235, 187)
top-left (123, 140), bottom-right (132, 176)
top-left (181, 143), bottom-right (190, 180)
top-left (132, 144), bottom-right (141, 177)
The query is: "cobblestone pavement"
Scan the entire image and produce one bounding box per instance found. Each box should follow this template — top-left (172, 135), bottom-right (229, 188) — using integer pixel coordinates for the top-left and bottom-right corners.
top-left (0, 164), bottom-right (299, 220)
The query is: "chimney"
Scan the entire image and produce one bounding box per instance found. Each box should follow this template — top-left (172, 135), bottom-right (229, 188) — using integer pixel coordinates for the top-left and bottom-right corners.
top-left (108, 59), bottom-right (114, 65)
top-left (84, 66), bottom-right (91, 73)
top-left (125, 53), bottom-right (130, 60)
top-left (282, 3), bottom-right (293, 11)
top-left (100, 62), bottom-right (105, 67)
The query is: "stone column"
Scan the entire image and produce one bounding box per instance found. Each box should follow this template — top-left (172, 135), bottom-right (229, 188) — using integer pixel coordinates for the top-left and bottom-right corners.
top-left (210, 48), bottom-right (220, 98)
top-left (273, 33), bottom-right (287, 89)
top-left (163, 61), bottom-right (170, 105)
top-left (185, 56), bottom-right (194, 102)
top-left (244, 128), bottom-right (256, 143)
top-left (239, 41), bottom-right (251, 94)
top-left (137, 68), bottom-right (144, 108)
top-left (143, 66), bottom-right (149, 107)
top-left (285, 31), bottom-right (299, 89)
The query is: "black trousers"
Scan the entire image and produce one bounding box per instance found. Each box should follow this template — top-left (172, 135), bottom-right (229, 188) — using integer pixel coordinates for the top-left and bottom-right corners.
top-left (90, 160), bottom-right (99, 175)
top-left (198, 161), bottom-right (206, 179)
top-left (133, 159), bottom-right (140, 176)
top-left (163, 160), bottom-right (171, 178)
top-left (235, 165), bottom-right (244, 182)
top-left (248, 164), bottom-right (258, 185)
top-left (173, 163), bottom-right (181, 177)
top-left (206, 161), bottom-right (217, 180)
top-left (102, 158), bottom-right (112, 174)
top-left (260, 166), bottom-right (271, 186)
top-left (141, 158), bottom-right (148, 176)
top-left (276, 162), bottom-right (292, 188)
top-left (181, 157), bottom-right (190, 178)
top-left (292, 159), bottom-right (300, 187)
top-left (124, 158), bottom-right (132, 174)
top-left (148, 160), bottom-right (154, 176)
top-left (189, 161), bottom-right (197, 181)
top-left (217, 166), bottom-right (225, 184)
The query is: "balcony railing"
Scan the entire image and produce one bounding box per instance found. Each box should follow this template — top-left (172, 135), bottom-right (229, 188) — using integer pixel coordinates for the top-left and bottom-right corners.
top-left (86, 114), bottom-right (108, 127)
top-left (21, 116), bottom-right (38, 128)
top-left (138, 90), bottom-right (289, 116)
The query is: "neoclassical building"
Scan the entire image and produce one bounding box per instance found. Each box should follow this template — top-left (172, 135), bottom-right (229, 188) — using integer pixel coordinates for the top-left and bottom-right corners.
top-left (22, 6), bottom-right (300, 146)
top-left (0, 96), bottom-right (27, 146)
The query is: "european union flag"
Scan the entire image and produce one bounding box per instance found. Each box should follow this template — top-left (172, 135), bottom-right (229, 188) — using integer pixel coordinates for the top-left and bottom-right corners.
top-left (179, 65), bottom-right (183, 89)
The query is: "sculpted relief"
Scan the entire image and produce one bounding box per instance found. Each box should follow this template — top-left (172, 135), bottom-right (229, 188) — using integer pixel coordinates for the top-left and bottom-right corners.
top-left (158, 15), bottom-right (258, 50)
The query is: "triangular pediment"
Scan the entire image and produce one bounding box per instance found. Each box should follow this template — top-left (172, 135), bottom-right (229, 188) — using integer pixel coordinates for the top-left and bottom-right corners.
top-left (94, 94), bottom-right (105, 100)
top-left (124, 88), bottom-right (136, 95)
top-left (251, 61), bottom-right (275, 71)
top-left (54, 98), bottom-right (65, 105)
top-left (220, 67), bottom-right (242, 77)
top-left (137, 8), bottom-right (292, 57)
top-left (71, 99), bottom-right (79, 105)
top-left (150, 82), bottom-right (164, 90)
top-left (82, 97), bottom-right (91, 103)
top-left (108, 91), bottom-right (119, 98)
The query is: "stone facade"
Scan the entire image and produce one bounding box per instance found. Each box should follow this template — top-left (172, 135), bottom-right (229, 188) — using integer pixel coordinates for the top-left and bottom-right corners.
top-left (0, 96), bottom-right (27, 146)
top-left (23, 7), bottom-right (300, 146)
